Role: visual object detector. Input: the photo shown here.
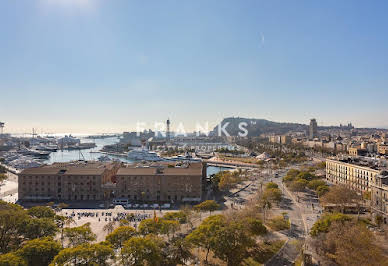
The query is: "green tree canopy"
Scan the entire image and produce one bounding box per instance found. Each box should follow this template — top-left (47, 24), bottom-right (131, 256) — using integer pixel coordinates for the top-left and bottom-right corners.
top-left (212, 220), bottom-right (256, 266)
top-left (106, 226), bottom-right (136, 249)
top-left (63, 223), bottom-right (96, 248)
top-left (23, 218), bottom-right (58, 240)
top-left (307, 179), bottom-right (327, 191)
top-left (27, 206), bottom-right (56, 219)
top-left (50, 243), bottom-right (114, 266)
top-left (316, 185), bottom-right (330, 197)
top-left (138, 219), bottom-right (162, 235)
top-left (16, 237), bottom-right (61, 266)
top-left (266, 182), bottom-right (278, 189)
top-left (186, 215), bottom-right (226, 263)
top-left (163, 211), bottom-right (187, 224)
top-left (0, 201), bottom-right (30, 253)
top-left (193, 200), bottom-right (220, 214)
top-left (243, 217), bottom-right (267, 236)
top-left (0, 253), bottom-right (26, 266)
top-left (263, 187), bottom-right (282, 203)
top-left (120, 236), bottom-right (162, 266)
top-left (310, 213), bottom-right (352, 237)
top-left (164, 237), bottom-right (193, 265)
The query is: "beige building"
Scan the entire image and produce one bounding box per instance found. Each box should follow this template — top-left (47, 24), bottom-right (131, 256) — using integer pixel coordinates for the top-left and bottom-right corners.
top-left (326, 158), bottom-right (382, 193)
top-left (114, 162), bottom-right (205, 203)
top-left (377, 143), bottom-right (388, 155)
top-left (269, 135), bottom-right (291, 145)
top-left (326, 158), bottom-right (388, 222)
top-left (18, 161), bottom-right (120, 201)
top-left (18, 161), bottom-right (205, 203)
top-left (371, 174), bottom-right (388, 223)
top-left (348, 147), bottom-right (367, 156)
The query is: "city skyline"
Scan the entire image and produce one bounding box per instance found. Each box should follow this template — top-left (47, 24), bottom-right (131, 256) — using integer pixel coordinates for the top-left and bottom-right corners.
top-left (1, 0), bottom-right (388, 133)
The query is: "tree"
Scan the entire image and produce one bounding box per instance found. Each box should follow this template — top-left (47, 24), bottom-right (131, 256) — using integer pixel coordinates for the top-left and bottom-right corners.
top-left (310, 213), bottom-right (352, 237)
top-left (283, 169), bottom-right (300, 182)
top-left (102, 220), bottom-right (117, 235)
top-left (320, 185), bottom-right (361, 213)
top-left (212, 220), bottom-right (256, 266)
top-left (51, 243), bottom-right (114, 266)
top-left (63, 223), bottom-right (96, 247)
top-left (0, 201), bottom-right (29, 253)
top-left (120, 236), bottom-right (162, 266)
top-left (138, 219), bottom-right (162, 235)
top-left (163, 211), bottom-right (187, 224)
top-left (323, 222), bottom-right (386, 266)
top-left (0, 253), bottom-right (26, 266)
top-left (23, 218), bottom-right (58, 240)
top-left (159, 219), bottom-right (180, 239)
top-left (106, 226), bottom-right (136, 249)
top-left (164, 238), bottom-right (193, 265)
top-left (194, 200), bottom-right (220, 215)
top-left (296, 171), bottom-right (314, 181)
top-left (316, 185), bottom-right (329, 197)
top-left (263, 187), bottom-right (282, 204)
top-left (289, 179), bottom-right (307, 199)
top-left (27, 206), bottom-right (55, 219)
top-left (16, 237), bottom-right (61, 266)
top-left (243, 217), bottom-right (267, 236)
top-left (258, 194), bottom-right (272, 222)
top-left (55, 215), bottom-right (75, 247)
top-left (186, 215), bottom-right (225, 263)
top-left (119, 219), bottom-right (130, 226)
top-left (307, 179), bottom-right (326, 191)
top-left (266, 182), bottom-right (278, 189)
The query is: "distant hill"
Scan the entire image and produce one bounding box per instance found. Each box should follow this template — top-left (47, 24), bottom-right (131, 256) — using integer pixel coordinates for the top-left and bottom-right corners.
top-left (210, 117), bottom-right (308, 136)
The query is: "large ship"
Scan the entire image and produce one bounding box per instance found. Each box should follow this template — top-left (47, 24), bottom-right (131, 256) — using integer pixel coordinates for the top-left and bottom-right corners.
top-left (127, 148), bottom-right (162, 161)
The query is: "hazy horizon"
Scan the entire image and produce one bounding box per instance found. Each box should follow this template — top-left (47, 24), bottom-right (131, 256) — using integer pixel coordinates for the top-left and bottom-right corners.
top-left (4, 117), bottom-right (388, 135)
top-left (1, 0), bottom-right (388, 133)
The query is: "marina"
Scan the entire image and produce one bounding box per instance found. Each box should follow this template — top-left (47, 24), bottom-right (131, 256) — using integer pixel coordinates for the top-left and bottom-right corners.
top-left (0, 134), bottom-right (231, 177)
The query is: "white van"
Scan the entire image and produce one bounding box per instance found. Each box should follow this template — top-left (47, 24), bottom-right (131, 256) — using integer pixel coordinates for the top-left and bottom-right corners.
top-left (113, 198), bottom-right (129, 205)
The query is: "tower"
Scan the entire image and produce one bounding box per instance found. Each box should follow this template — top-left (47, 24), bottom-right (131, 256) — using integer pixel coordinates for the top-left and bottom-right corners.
top-left (309, 119), bottom-right (318, 140)
top-left (0, 122), bottom-right (4, 136)
top-left (166, 119), bottom-right (171, 142)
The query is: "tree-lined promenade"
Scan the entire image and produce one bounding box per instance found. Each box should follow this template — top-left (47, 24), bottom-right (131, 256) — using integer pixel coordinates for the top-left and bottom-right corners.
top-left (1, 158), bottom-right (386, 265)
top-left (0, 166), bottom-right (293, 266)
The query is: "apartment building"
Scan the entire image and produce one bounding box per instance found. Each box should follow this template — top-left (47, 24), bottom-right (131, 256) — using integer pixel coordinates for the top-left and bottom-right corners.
top-left (326, 157), bottom-right (383, 192)
top-left (371, 174), bottom-right (388, 222)
top-left (326, 157), bottom-right (388, 222)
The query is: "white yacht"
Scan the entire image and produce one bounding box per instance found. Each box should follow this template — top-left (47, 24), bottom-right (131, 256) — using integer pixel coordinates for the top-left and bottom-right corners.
top-left (127, 148), bottom-right (162, 161)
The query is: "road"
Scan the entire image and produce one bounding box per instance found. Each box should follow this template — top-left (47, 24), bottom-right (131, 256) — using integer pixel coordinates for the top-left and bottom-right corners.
top-left (265, 168), bottom-right (322, 266)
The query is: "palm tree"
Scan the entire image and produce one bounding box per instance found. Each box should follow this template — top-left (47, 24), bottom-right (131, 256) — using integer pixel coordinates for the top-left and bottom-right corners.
top-left (57, 215), bottom-right (75, 247)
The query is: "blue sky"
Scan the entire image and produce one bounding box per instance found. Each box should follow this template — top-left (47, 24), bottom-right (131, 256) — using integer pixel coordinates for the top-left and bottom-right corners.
top-left (1, 0), bottom-right (387, 133)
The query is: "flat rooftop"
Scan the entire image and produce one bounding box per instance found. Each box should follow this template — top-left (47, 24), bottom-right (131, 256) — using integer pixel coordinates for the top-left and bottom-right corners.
top-left (117, 162), bottom-right (203, 176)
top-left (20, 161), bottom-right (117, 175)
top-left (327, 156), bottom-right (388, 172)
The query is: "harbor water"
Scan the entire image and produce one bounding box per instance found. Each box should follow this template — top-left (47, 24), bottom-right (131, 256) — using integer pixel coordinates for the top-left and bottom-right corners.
top-left (43, 136), bottom-right (229, 176)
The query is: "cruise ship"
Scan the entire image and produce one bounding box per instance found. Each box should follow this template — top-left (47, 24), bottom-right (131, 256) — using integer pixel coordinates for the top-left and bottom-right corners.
top-left (127, 148), bottom-right (162, 161)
